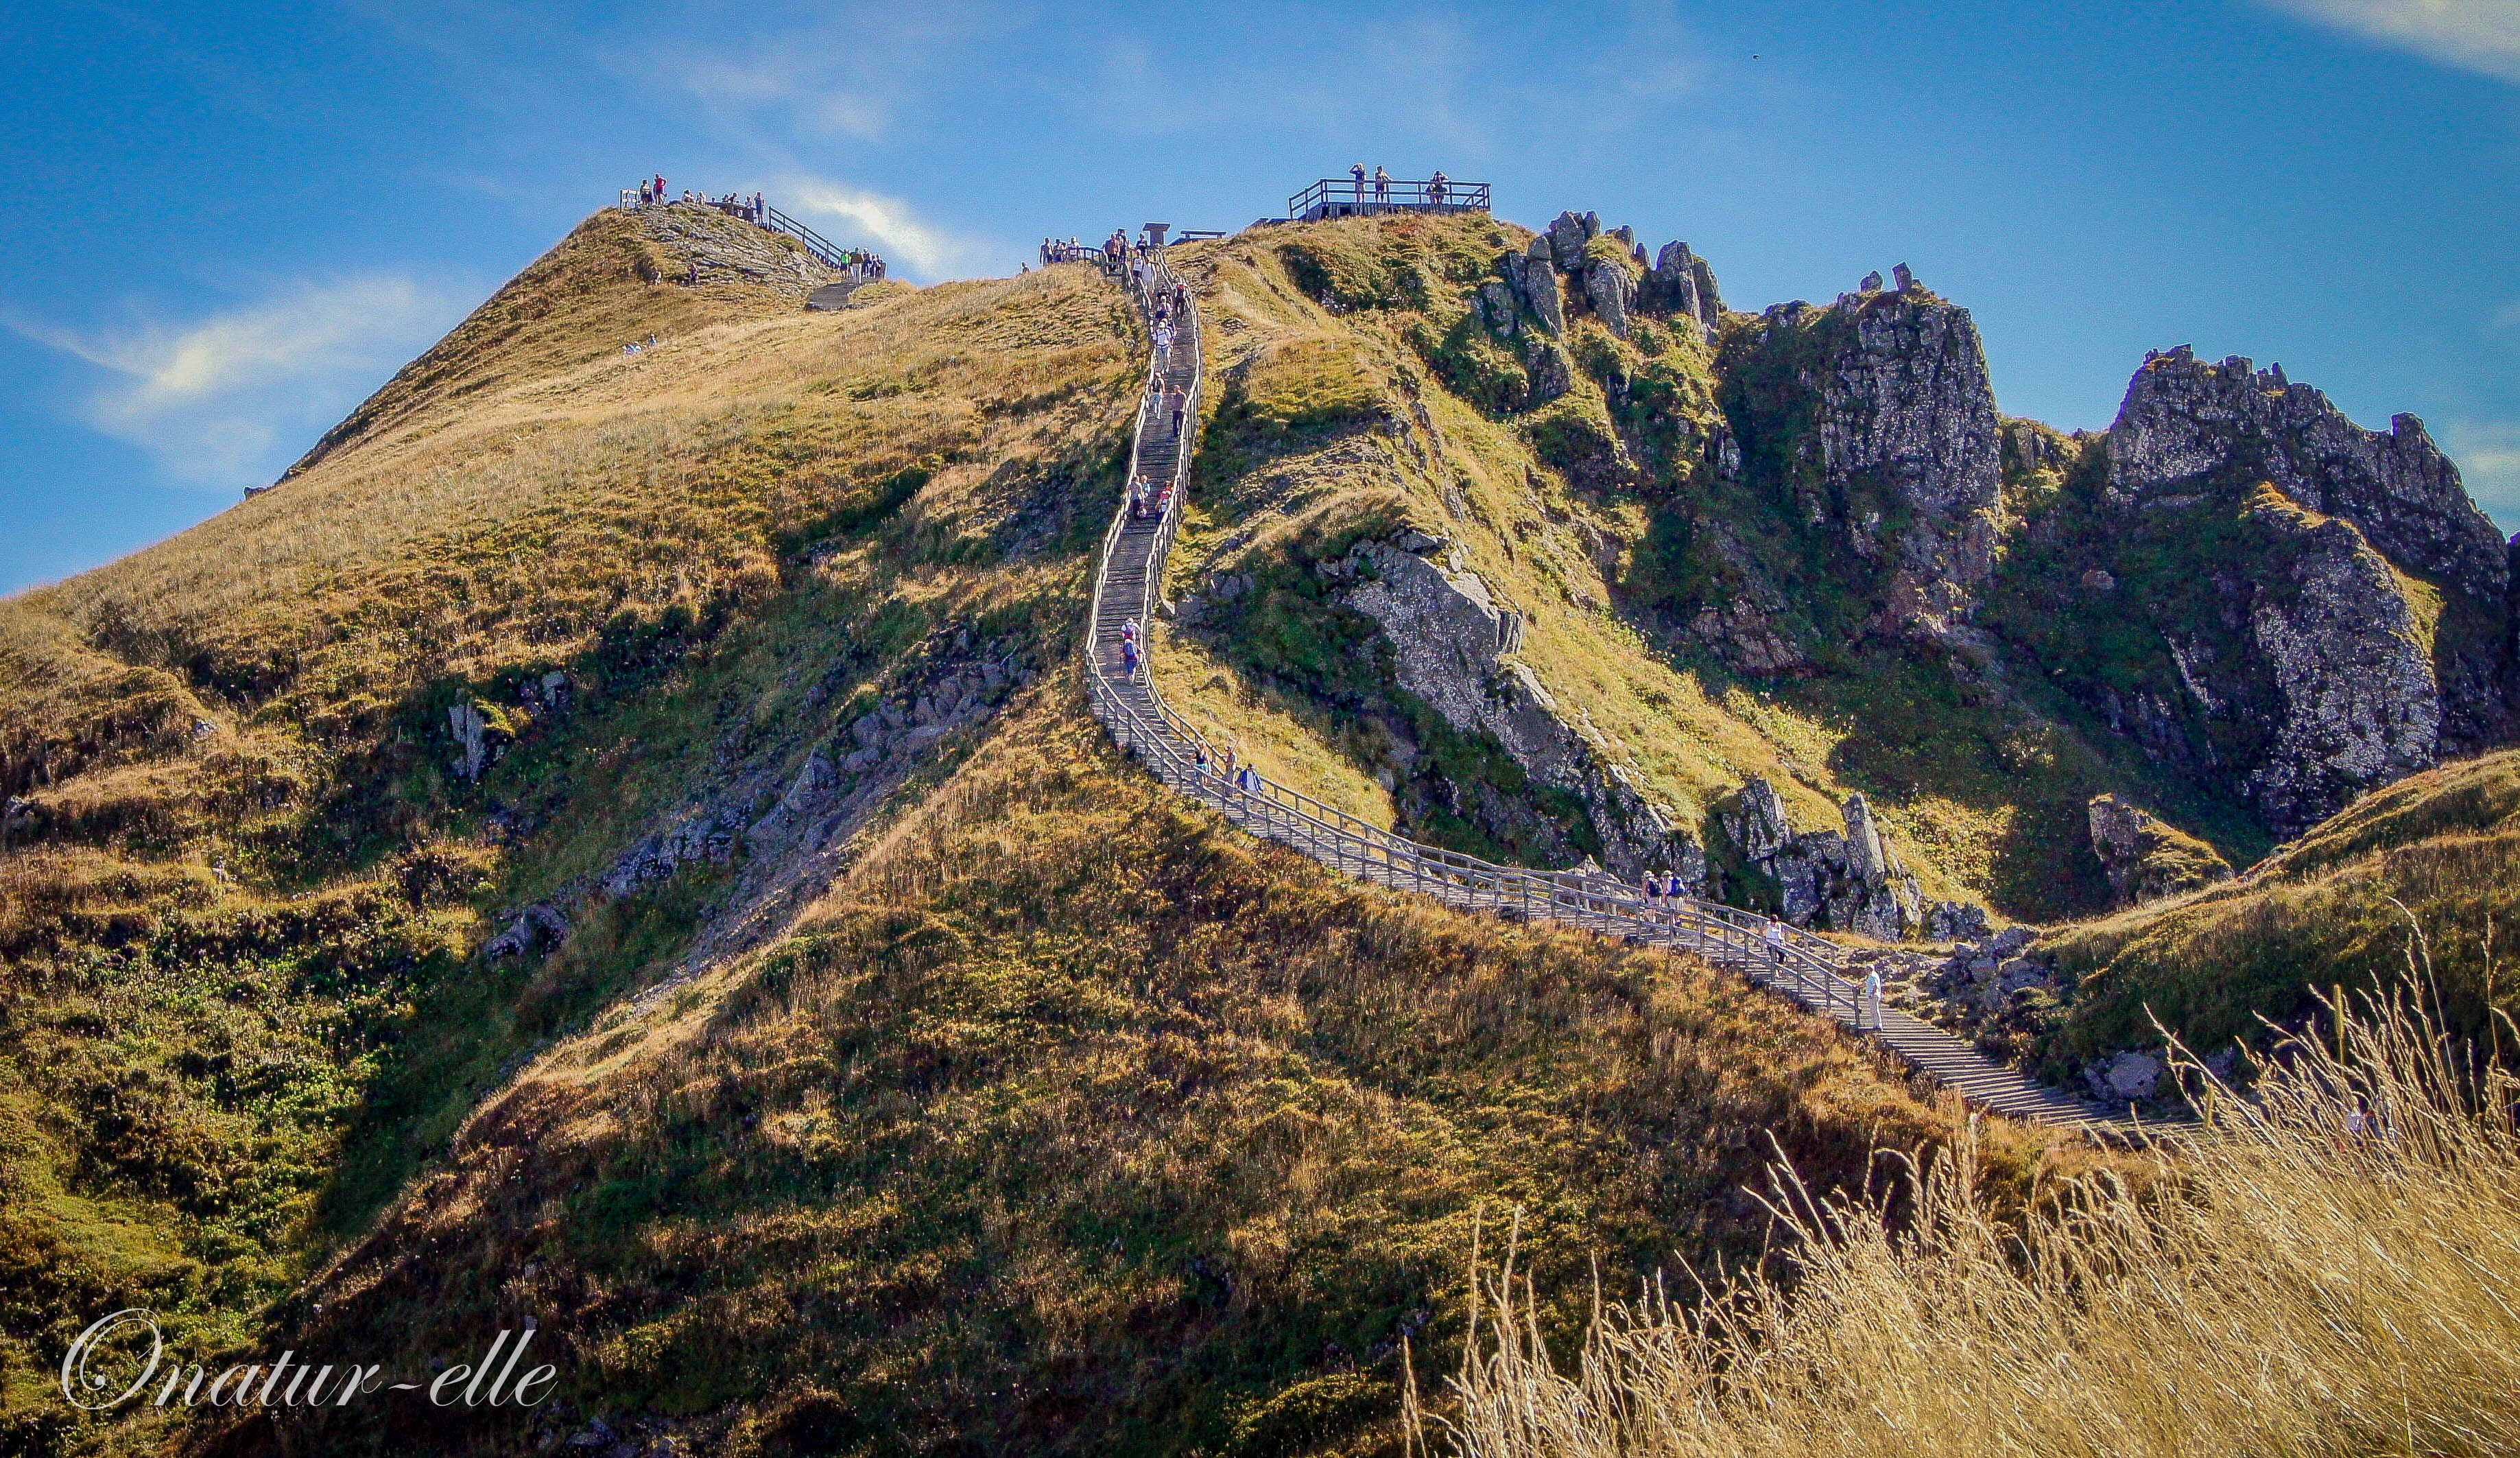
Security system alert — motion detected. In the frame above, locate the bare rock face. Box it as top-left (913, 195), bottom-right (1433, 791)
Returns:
top-left (1583, 255), bottom-right (1638, 338)
top-left (2108, 349), bottom-right (2508, 605)
top-left (1501, 244), bottom-right (1566, 338)
top-left (1815, 292), bottom-right (2002, 523)
top-left (1717, 776), bottom-right (1924, 938)
top-left (1545, 209), bottom-right (1600, 270)
top-left (2106, 347), bottom-right (2512, 752)
top-left (2242, 501), bottom-right (2442, 830)
top-left (2086, 792), bottom-right (2233, 908)
top-left (1717, 286), bottom-right (2004, 644)
top-left (1340, 536), bottom-right (1704, 884)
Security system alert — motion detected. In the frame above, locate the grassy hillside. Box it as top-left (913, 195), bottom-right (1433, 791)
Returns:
top-left (2035, 748), bottom-right (2520, 1072)
top-left (0, 205), bottom-right (1146, 1453)
top-left (235, 693), bottom-right (1982, 1458)
top-left (0, 208), bottom-right (2032, 1458)
top-left (1436, 990), bottom-right (2520, 1458)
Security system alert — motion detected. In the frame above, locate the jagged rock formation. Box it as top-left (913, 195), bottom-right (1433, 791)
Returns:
top-left (2108, 348), bottom-right (2508, 607)
top-left (1497, 210), bottom-right (1726, 348)
top-left (1718, 276), bottom-right (2005, 646)
top-left (1335, 533), bottom-right (1706, 885)
top-left (2242, 494), bottom-right (2444, 827)
top-left (1718, 775), bottom-right (1929, 937)
top-left (2104, 346), bottom-right (2514, 752)
top-left (2087, 792), bottom-right (2233, 908)
top-left (1987, 350), bottom-right (2518, 835)
top-left (1645, 242), bottom-right (1726, 338)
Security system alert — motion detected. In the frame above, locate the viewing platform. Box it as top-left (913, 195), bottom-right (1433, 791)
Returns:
top-left (1287, 176), bottom-right (1490, 222)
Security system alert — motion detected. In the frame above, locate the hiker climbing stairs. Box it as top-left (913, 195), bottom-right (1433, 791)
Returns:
top-left (1080, 248), bottom-right (2139, 1135)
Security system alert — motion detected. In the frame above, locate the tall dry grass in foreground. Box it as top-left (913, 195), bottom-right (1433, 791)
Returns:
top-left (1429, 977), bottom-right (2520, 1458)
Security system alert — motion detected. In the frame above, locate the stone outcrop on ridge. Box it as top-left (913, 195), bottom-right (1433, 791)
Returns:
top-left (1717, 775), bottom-right (1931, 938)
top-left (2086, 792), bottom-right (2233, 908)
top-left (2108, 347), bottom-right (2508, 607)
top-left (2103, 346), bottom-right (2515, 755)
top-left (1333, 532), bottom-right (1707, 887)
top-left (1495, 209), bottom-right (1726, 348)
top-left (1716, 274), bottom-right (2006, 647)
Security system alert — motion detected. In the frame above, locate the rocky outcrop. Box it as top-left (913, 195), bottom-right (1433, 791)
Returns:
top-left (1501, 239), bottom-right (1565, 337)
top-left (1498, 212), bottom-right (1724, 349)
top-left (1584, 255), bottom-right (1638, 338)
top-left (1717, 775), bottom-right (1925, 938)
top-left (1922, 899), bottom-right (1990, 942)
top-left (2242, 499), bottom-right (2442, 830)
top-left (1645, 242), bottom-right (1724, 338)
top-left (2108, 348), bottom-right (2509, 607)
top-left (447, 673), bottom-right (571, 784)
top-left (2086, 793), bottom-right (2233, 908)
top-left (484, 902), bottom-right (570, 959)
top-left (447, 702), bottom-right (508, 783)
top-left (2106, 347), bottom-right (2513, 752)
top-left (1715, 282), bottom-right (2005, 646)
top-left (1337, 534), bottom-right (1704, 884)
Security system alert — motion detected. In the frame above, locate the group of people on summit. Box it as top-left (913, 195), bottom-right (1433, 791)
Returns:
top-left (623, 176), bottom-right (885, 278)
top-left (1345, 163), bottom-right (1452, 207)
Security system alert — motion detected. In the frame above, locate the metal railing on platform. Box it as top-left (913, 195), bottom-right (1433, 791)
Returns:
top-left (1288, 177), bottom-right (1492, 221)
top-left (1079, 252), bottom-right (1861, 1021)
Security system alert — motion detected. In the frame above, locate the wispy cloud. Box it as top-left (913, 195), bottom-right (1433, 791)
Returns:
top-left (778, 178), bottom-right (985, 279)
top-left (659, 54), bottom-right (890, 139)
top-left (4, 276), bottom-right (462, 487)
top-left (2442, 421), bottom-right (2520, 533)
top-left (2257, 1), bottom-right (2520, 84)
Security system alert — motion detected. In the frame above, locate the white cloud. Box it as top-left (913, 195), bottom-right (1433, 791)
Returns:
top-left (2442, 421), bottom-right (2520, 534)
top-left (3, 276), bottom-right (461, 488)
top-left (2257, 0), bottom-right (2520, 84)
top-left (777, 178), bottom-right (984, 279)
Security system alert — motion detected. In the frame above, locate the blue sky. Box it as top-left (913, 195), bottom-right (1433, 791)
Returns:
top-left (3, 0), bottom-right (2515, 594)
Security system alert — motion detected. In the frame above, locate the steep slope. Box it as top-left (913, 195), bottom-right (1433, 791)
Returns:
top-left (255, 700), bottom-right (1958, 1458)
top-left (0, 207), bottom-right (1991, 1458)
top-left (0, 203), bottom-right (1144, 1452)
top-left (2034, 746), bottom-right (2520, 1075)
top-left (1149, 217), bottom-right (2242, 928)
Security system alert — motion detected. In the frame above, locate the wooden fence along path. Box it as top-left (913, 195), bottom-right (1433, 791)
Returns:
top-left (1082, 249), bottom-right (2133, 1133)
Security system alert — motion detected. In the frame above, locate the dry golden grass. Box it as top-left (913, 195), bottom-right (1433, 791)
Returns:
top-left (1429, 973), bottom-right (2520, 1458)
top-left (239, 683), bottom-right (2000, 1457)
top-left (2038, 750), bottom-right (2520, 1064)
